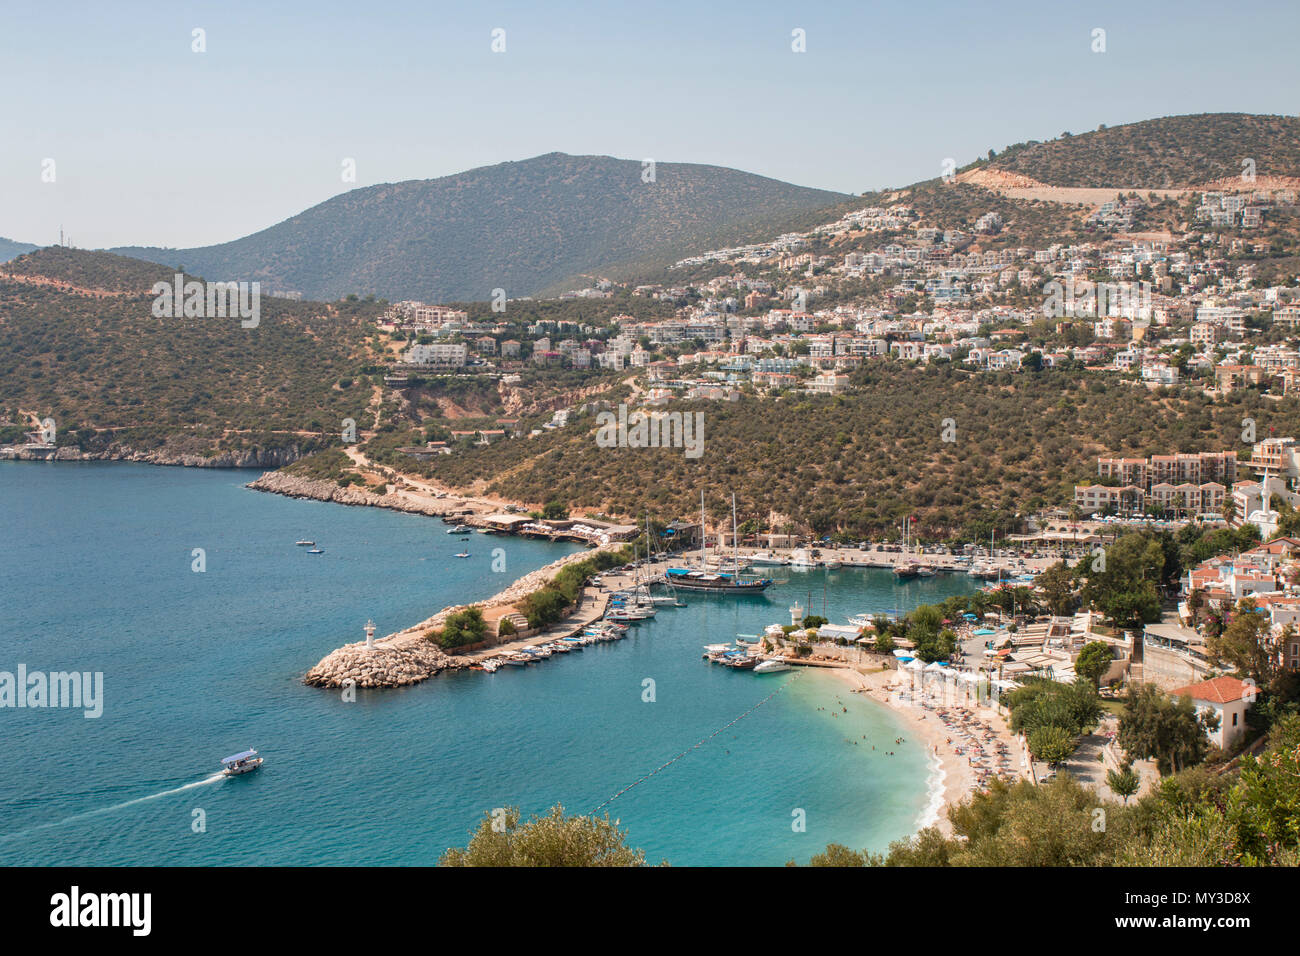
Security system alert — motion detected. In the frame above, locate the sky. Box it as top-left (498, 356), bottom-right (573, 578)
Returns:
top-left (2, 0), bottom-right (1298, 249)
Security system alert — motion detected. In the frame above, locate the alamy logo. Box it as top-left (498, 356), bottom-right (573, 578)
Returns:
top-left (0, 665), bottom-right (103, 718)
top-left (594, 404), bottom-right (704, 459)
top-left (151, 273), bottom-right (260, 328)
top-left (50, 886), bottom-right (150, 936)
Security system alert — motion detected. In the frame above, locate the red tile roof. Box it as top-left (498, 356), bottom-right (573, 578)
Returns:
top-left (1171, 675), bottom-right (1254, 704)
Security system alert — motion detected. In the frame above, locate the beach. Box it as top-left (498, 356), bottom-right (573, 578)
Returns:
top-left (833, 664), bottom-right (1024, 838)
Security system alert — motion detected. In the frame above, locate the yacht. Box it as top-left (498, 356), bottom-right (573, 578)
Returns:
top-left (753, 659), bottom-right (791, 674)
top-left (446, 524), bottom-right (473, 534)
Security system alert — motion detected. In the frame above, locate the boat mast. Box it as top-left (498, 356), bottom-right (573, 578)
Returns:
top-left (732, 492), bottom-right (738, 567)
top-left (700, 489), bottom-right (707, 568)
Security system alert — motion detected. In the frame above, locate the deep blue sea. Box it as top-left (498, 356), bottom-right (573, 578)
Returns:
top-left (0, 461), bottom-right (973, 866)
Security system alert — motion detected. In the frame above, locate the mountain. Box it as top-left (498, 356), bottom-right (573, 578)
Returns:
top-left (0, 237), bottom-right (38, 264)
top-left (979, 113), bottom-right (1300, 189)
top-left (0, 247), bottom-right (384, 462)
top-left (112, 153), bottom-right (852, 302)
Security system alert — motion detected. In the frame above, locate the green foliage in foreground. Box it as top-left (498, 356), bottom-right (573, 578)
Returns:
top-left (797, 715), bottom-right (1300, 867)
top-left (439, 805), bottom-right (653, 867)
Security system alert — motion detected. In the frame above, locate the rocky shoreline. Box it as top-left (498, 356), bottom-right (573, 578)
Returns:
top-left (302, 543), bottom-right (615, 689)
top-left (0, 444), bottom-right (300, 469)
top-left (246, 469), bottom-right (476, 517)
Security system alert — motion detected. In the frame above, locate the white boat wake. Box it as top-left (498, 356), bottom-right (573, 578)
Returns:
top-left (0, 773), bottom-right (226, 842)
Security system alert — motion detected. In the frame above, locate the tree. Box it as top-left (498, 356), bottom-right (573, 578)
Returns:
top-left (1208, 598), bottom-right (1273, 685)
top-left (1074, 640), bottom-right (1114, 688)
top-left (439, 805), bottom-right (649, 866)
top-left (1106, 762), bottom-right (1140, 804)
top-left (1118, 684), bottom-right (1219, 775)
top-left (1028, 725), bottom-right (1078, 765)
top-left (1079, 533), bottom-right (1165, 633)
top-left (1036, 560), bottom-right (1077, 616)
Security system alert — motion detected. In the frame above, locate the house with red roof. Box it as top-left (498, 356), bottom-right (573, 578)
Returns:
top-left (1170, 675), bottom-right (1255, 750)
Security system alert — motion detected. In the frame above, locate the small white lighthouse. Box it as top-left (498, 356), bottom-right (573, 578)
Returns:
top-left (364, 618), bottom-right (376, 650)
top-left (790, 601), bottom-right (803, 627)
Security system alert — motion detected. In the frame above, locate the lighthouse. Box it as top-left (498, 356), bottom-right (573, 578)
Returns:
top-left (790, 601), bottom-right (803, 627)
top-left (364, 619), bottom-right (376, 650)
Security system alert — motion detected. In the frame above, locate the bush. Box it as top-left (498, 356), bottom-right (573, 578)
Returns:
top-left (434, 607), bottom-right (487, 649)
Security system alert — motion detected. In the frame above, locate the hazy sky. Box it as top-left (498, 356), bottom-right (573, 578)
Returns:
top-left (3, 0), bottom-right (1298, 249)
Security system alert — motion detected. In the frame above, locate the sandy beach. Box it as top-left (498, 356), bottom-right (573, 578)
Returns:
top-left (833, 664), bottom-right (1023, 839)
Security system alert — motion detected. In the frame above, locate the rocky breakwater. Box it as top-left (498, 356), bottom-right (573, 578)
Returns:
top-left (303, 545), bottom-right (617, 689)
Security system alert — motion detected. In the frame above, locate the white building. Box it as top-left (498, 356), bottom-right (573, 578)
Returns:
top-left (1170, 676), bottom-right (1254, 751)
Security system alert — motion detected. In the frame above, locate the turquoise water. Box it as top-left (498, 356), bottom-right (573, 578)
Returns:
top-left (0, 461), bottom-right (972, 866)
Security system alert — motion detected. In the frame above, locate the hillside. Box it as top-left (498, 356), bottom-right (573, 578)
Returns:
top-left (0, 248), bottom-right (385, 461)
top-left (112, 153), bottom-right (851, 302)
top-left (0, 237), bottom-right (38, 264)
top-left (358, 364), bottom-right (1300, 541)
top-left (980, 113), bottom-right (1300, 188)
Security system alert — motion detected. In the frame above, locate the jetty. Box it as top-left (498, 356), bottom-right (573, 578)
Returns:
top-left (304, 544), bottom-right (623, 689)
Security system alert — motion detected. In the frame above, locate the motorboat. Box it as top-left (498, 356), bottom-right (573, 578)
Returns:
top-left (295, 540), bottom-right (314, 547)
top-left (220, 749), bottom-right (263, 776)
top-left (454, 551), bottom-right (471, 558)
top-left (446, 524), bottom-right (473, 534)
top-left (754, 659), bottom-right (791, 674)
top-left (306, 547), bottom-right (325, 555)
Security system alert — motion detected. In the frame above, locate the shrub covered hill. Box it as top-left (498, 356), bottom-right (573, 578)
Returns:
top-left (0, 247), bottom-right (385, 463)
top-left (360, 364), bottom-right (1300, 541)
top-left (978, 113), bottom-right (1300, 188)
top-left (111, 152), bottom-right (853, 302)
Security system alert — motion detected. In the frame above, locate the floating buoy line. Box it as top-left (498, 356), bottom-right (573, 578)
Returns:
top-left (591, 671), bottom-right (802, 814)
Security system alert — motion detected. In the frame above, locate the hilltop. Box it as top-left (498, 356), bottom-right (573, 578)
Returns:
top-left (978, 113), bottom-right (1300, 189)
top-left (0, 237), bottom-right (38, 264)
top-left (111, 153), bottom-right (851, 302)
top-left (0, 247), bottom-right (386, 463)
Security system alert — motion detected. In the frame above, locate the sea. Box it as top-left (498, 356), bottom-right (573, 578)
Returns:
top-left (0, 461), bottom-right (973, 866)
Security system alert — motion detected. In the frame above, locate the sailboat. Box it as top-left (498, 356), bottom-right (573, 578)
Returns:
top-left (664, 493), bottom-right (772, 593)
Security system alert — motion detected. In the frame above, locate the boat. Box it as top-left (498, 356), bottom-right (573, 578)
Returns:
top-left (482, 659), bottom-right (501, 673)
top-left (454, 551), bottom-right (471, 558)
top-left (502, 654), bottom-right (532, 667)
top-left (748, 551), bottom-right (788, 566)
top-left (295, 540), bottom-right (314, 547)
top-left (667, 492), bottom-right (774, 593)
top-left (220, 749), bottom-right (263, 776)
top-left (446, 524), bottom-right (473, 534)
top-left (893, 563), bottom-right (918, 580)
top-left (822, 559), bottom-right (842, 570)
top-left (754, 659), bottom-right (791, 674)
top-left (306, 547), bottom-right (325, 555)
top-left (914, 564), bottom-right (936, 578)
top-left (521, 645), bottom-right (552, 658)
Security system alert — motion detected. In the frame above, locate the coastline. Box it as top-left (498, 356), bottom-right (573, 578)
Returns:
top-left (832, 664), bottom-right (1021, 840)
top-left (0, 444), bottom-right (301, 469)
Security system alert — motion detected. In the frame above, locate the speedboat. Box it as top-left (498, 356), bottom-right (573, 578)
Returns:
top-left (482, 659), bottom-right (501, 673)
top-left (306, 547), bottom-right (325, 554)
top-left (754, 659), bottom-right (791, 674)
top-left (447, 524), bottom-right (473, 534)
top-left (220, 749), bottom-right (263, 776)
top-left (454, 551), bottom-right (471, 558)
